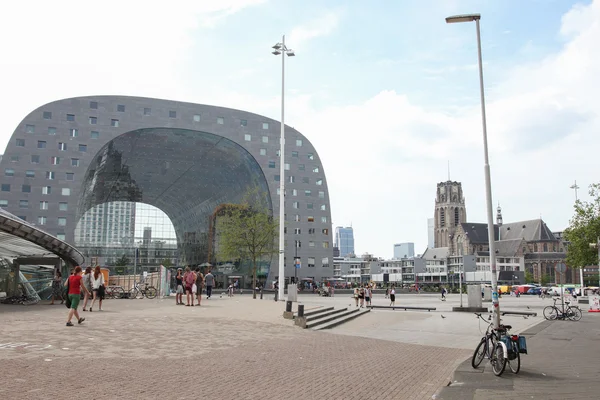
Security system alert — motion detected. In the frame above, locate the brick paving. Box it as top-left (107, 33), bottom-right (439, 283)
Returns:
top-left (0, 298), bottom-right (469, 400)
top-left (435, 314), bottom-right (600, 399)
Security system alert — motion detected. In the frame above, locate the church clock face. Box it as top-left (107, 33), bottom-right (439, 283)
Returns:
top-left (452, 186), bottom-right (458, 193)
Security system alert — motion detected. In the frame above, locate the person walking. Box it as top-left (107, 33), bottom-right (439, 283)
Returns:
top-left (359, 286), bottom-right (365, 308)
top-left (389, 286), bottom-right (396, 307)
top-left (204, 269), bottom-right (215, 299)
top-left (65, 266), bottom-right (89, 326)
top-left (195, 267), bottom-right (204, 306)
top-left (364, 285), bottom-right (371, 307)
top-left (441, 286), bottom-right (447, 301)
top-left (50, 270), bottom-right (64, 305)
top-left (81, 267), bottom-right (93, 311)
top-left (175, 268), bottom-right (184, 305)
top-left (385, 287), bottom-right (390, 299)
top-left (90, 266), bottom-right (105, 311)
top-left (183, 266), bottom-right (196, 306)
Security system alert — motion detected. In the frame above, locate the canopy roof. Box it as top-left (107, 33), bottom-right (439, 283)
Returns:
top-left (0, 208), bottom-right (84, 266)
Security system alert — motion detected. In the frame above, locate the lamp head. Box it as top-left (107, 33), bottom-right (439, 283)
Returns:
top-left (445, 13), bottom-right (481, 23)
top-left (272, 50), bottom-right (282, 56)
top-left (286, 50), bottom-right (295, 57)
top-left (272, 43), bottom-right (282, 50)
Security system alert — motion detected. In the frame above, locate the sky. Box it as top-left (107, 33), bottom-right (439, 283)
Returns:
top-left (0, 0), bottom-right (598, 259)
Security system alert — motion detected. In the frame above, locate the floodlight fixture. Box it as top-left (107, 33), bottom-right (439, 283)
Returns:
top-left (445, 13), bottom-right (481, 24)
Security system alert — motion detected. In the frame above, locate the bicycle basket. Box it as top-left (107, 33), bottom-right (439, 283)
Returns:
top-left (517, 336), bottom-right (528, 354)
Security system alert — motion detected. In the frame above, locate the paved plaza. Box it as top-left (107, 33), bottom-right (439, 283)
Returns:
top-left (1, 291), bottom-right (590, 399)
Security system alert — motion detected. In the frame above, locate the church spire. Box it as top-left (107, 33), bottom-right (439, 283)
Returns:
top-left (496, 203), bottom-right (503, 226)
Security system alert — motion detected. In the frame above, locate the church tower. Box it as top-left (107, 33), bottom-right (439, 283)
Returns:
top-left (434, 181), bottom-right (467, 248)
top-left (496, 203), bottom-right (503, 226)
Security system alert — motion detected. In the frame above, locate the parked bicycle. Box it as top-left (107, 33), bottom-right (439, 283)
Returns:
top-left (0, 294), bottom-right (39, 305)
top-left (128, 281), bottom-right (157, 299)
top-left (104, 285), bottom-right (126, 299)
top-left (472, 313), bottom-right (526, 376)
top-left (543, 297), bottom-right (582, 321)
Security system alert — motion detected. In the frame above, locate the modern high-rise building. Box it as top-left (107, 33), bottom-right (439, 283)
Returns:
top-left (427, 218), bottom-right (435, 249)
top-left (0, 95), bottom-right (333, 282)
top-left (393, 242), bottom-right (415, 259)
top-left (74, 201), bottom-right (135, 247)
top-left (335, 226), bottom-right (355, 257)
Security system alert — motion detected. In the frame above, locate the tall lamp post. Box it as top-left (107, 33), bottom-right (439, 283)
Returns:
top-left (272, 35), bottom-right (295, 301)
top-left (446, 13), bottom-right (501, 328)
top-left (590, 238), bottom-right (600, 288)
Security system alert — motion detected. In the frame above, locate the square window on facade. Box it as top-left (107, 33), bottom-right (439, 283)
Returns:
top-left (26, 170), bottom-right (35, 178)
top-left (313, 167), bottom-right (320, 173)
top-left (25, 124), bottom-right (35, 133)
top-left (51, 156), bottom-right (60, 165)
top-left (245, 134), bottom-right (251, 141)
top-left (259, 149), bottom-right (266, 156)
top-left (1, 184), bottom-right (10, 192)
top-left (276, 150), bottom-right (280, 157)
top-left (22, 185), bottom-right (31, 194)
top-left (169, 111), bottom-right (177, 118)
top-left (31, 155), bottom-right (40, 163)
top-left (117, 104), bottom-right (125, 112)
top-left (268, 161), bottom-right (276, 168)
top-left (285, 163), bottom-right (290, 170)
top-left (79, 144), bottom-right (87, 152)
top-left (307, 216), bottom-right (314, 222)
top-left (217, 117), bottom-right (224, 124)
top-left (90, 101), bottom-right (98, 109)
top-left (298, 164), bottom-right (305, 171)
top-left (294, 228), bottom-right (301, 234)
top-left (38, 216), bottom-right (46, 225)
top-left (308, 228), bottom-right (315, 234)
top-left (89, 116), bottom-right (97, 125)
top-left (321, 217), bottom-right (327, 223)
top-left (292, 189), bottom-right (297, 196)
top-left (58, 217), bottom-right (67, 226)
top-left (71, 158), bottom-right (80, 167)
top-left (302, 177), bottom-right (309, 184)
top-left (240, 119), bottom-right (247, 126)
top-left (61, 188), bottom-right (70, 196)
top-left (322, 228), bottom-right (329, 235)
top-left (70, 129), bottom-right (78, 137)
top-left (10, 155), bottom-right (19, 162)
top-left (111, 119), bottom-right (119, 127)
top-left (292, 151), bottom-right (298, 158)
top-left (40, 201), bottom-right (48, 210)
top-left (262, 122), bottom-right (269, 130)
top-left (43, 111), bottom-right (52, 119)
top-left (67, 114), bottom-right (75, 121)
top-left (262, 136), bottom-right (268, 143)
top-left (308, 257), bottom-right (315, 268)
top-left (309, 241), bottom-right (315, 247)
top-left (46, 171), bottom-right (55, 180)
top-left (320, 204), bottom-right (326, 211)
top-left (48, 127), bottom-right (56, 135)
top-left (293, 202), bottom-right (299, 209)
top-left (274, 175), bottom-right (280, 182)
top-left (16, 139), bottom-right (25, 147)
top-left (305, 190), bottom-right (311, 196)
top-left (193, 114), bottom-right (201, 122)
top-left (0, 200), bottom-right (7, 207)
top-left (322, 241), bottom-right (329, 248)
top-left (91, 131), bottom-right (99, 139)
top-left (307, 203), bottom-right (314, 209)
top-left (59, 202), bottom-right (68, 211)
top-left (37, 141), bottom-right (46, 149)
top-left (289, 176), bottom-right (295, 183)
top-left (308, 153), bottom-right (314, 160)
top-left (296, 139), bottom-right (303, 146)
top-left (143, 107), bottom-right (151, 115)
top-left (318, 191), bottom-right (325, 199)
top-left (58, 142), bottom-right (66, 151)
top-left (57, 233), bottom-right (65, 240)
top-left (294, 215), bottom-right (300, 222)
top-left (316, 179), bottom-right (323, 185)
top-left (66, 173), bottom-right (74, 181)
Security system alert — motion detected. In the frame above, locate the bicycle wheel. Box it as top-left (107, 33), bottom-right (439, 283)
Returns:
top-left (111, 286), bottom-right (125, 299)
top-left (129, 288), bottom-right (139, 299)
top-left (491, 342), bottom-right (507, 376)
top-left (471, 338), bottom-right (488, 368)
top-left (543, 305), bottom-right (558, 320)
top-left (568, 306), bottom-right (582, 321)
top-left (507, 343), bottom-right (520, 374)
top-left (144, 286), bottom-right (157, 299)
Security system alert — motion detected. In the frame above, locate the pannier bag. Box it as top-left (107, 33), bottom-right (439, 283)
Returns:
top-left (517, 335), bottom-right (528, 354)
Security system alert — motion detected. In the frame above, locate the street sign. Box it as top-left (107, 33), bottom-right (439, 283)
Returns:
top-left (555, 263), bottom-right (566, 274)
top-left (295, 261), bottom-right (301, 269)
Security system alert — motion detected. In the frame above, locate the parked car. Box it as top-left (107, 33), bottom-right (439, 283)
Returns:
top-left (526, 287), bottom-right (542, 295)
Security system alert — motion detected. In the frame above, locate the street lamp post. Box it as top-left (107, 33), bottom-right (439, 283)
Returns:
top-left (272, 35), bottom-right (295, 301)
top-left (446, 13), bottom-right (501, 328)
top-left (591, 238), bottom-right (600, 289)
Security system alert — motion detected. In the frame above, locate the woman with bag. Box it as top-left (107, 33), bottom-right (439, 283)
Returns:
top-left (81, 267), bottom-right (93, 311)
top-left (64, 266), bottom-right (89, 326)
top-left (90, 266), bottom-right (105, 311)
top-left (50, 270), bottom-right (64, 305)
top-left (195, 267), bottom-right (204, 306)
top-left (183, 266), bottom-right (196, 306)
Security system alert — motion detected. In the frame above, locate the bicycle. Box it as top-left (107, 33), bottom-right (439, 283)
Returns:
top-left (543, 297), bottom-right (582, 321)
top-left (471, 313), bottom-right (521, 376)
top-left (128, 282), bottom-right (157, 299)
top-left (104, 285), bottom-right (125, 299)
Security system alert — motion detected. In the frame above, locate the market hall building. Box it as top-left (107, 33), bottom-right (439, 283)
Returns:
top-left (0, 96), bottom-right (334, 285)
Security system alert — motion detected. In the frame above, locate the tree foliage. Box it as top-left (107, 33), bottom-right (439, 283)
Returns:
top-left (564, 183), bottom-right (600, 268)
top-left (215, 188), bottom-right (278, 298)
top-left (115, 254), bottom-right (130, 266)
top-left (524, 270), bottom-right (534, 284)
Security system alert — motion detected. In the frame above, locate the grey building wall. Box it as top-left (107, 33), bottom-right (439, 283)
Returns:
top-left (394, 242), bottom-right (415, 259)
top-left (0, 96), bottom-right (333, 281)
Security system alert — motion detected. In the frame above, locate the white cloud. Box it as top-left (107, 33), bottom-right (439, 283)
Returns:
top-left (288, 10), bottom-right (342, 48)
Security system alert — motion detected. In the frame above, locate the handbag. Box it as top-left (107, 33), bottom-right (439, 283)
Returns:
top-left (64, 279), bottom-right (71, 308)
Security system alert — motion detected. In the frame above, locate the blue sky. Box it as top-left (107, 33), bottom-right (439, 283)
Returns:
top-left (0, 0), bottom-right (598, 258)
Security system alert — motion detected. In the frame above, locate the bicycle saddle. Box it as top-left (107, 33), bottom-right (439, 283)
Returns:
top-left (498, 324), bottom-right (512, 330)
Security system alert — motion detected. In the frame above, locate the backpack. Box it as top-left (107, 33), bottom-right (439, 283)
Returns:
top-left (185, 272), bottom-right (195, 286)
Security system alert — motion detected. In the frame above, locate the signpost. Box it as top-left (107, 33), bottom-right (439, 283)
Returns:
top-left (589, 295), bottom-right (600, 313)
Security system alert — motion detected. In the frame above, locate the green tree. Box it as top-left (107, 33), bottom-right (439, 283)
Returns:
top-left (540, 274), bottom-right (551, 286)
top-left (564, 183), bottom-right (600, 269)
top-left (524, 270), bottom-right (534, 284)
top-left (161, 258), bottom-right (173, 267)
top-left (115, 254), bottom-right (130, 267)
top-left (216, 188), bottom-right (279, 299)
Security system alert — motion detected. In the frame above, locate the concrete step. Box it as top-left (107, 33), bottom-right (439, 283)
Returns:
top-left (313, 308), bottom-right (370, 331)
top-left (296, 306), bottom-right (334, 318)
top-left (305, 307), bottom-right (345, 322)
top-left (305, 308), bottom-right (357, 329)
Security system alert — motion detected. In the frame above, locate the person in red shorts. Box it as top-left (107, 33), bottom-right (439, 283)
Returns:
top-left (65, 266), bottom-right (90, 326)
